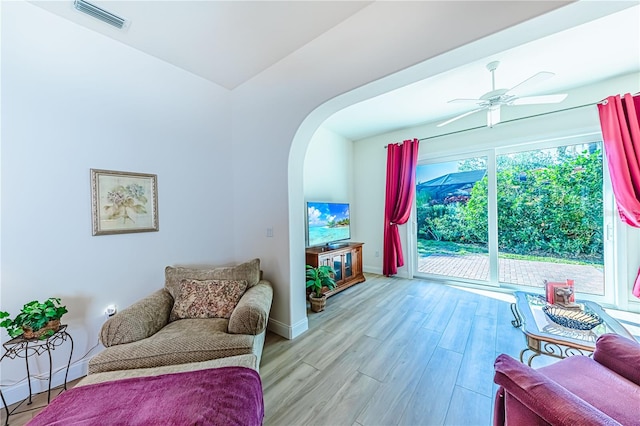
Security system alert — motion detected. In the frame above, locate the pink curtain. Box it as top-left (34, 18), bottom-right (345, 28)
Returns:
top-left (383, 138), bottom-right (419, 276)
top-left (597, 93), bottom-right (640, 297)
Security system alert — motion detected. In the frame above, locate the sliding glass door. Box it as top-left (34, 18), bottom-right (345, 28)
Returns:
top-left (413, 138), bottom-right (612, 300)
top-left (415, 156), bottom-right (490, 283)
top-left (496, 142), bottom-right (605, 296)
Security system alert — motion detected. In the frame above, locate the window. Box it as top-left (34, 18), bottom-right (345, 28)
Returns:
top-left (414, 138), bottom-right (612, 301)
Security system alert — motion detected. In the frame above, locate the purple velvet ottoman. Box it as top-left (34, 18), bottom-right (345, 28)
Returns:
top-left (27, 366), bottom-right (264, 426)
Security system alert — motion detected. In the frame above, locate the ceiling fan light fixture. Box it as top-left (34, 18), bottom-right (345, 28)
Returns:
top-left (438, 61), bottom-right (567, 129)
top-left (487, 106), bottom-right (501, 127)
top-left (73, 0), bottom-right (128, 29)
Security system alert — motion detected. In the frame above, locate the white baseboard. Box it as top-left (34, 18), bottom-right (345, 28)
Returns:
top-left (2, 359), bottom-right (89, 406)
top-left (363, 265), bottom-right (383, 275)
top-left (268, 317), bottom-right (308, 340)
top-left (289, 317), bottom-right (309, 339)
top-left (398, 270), bottom-right (412, 279)
top-left (364, 266), bottom-right (413, 279)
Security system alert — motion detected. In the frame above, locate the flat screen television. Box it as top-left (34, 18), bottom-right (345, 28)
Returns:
top-left (306, 202), bottom-right (351, 248)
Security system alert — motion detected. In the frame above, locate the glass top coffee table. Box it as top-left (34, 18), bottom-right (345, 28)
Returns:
top-left (511, 291), bottom-right (636, 365)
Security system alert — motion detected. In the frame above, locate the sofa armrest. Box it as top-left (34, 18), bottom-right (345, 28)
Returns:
top-left (100, 289), bottom-right (173, 347)
top-left (593, 333), bottom-right (640, 386)
top-left (493, 354), bottom-right (621, 426)
top-left (228, 280), bottom-right (273, 335)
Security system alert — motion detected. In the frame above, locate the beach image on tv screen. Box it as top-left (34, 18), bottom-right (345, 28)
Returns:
top-left (307, 202), bottom-right (350, 246)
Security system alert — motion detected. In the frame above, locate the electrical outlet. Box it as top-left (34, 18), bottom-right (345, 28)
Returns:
top-left (105, 304), bottom-right (117, 317)
top-left (266, 227), bottom-right (274, 237)
top-left (375, 250), bottom-right (380, 257)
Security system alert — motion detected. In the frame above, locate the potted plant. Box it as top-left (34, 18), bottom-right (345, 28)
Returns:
top-left (306, 265), bottom-right (337, 312)
top-left (0, 298), bottom-right (68, 340)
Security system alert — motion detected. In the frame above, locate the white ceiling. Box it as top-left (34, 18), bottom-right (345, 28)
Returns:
top-left (324, 4), bottom-right (640, 140)
top-left (31, 1), bottom-right (640, 141)
top-left (31, 0), bottom-right (372, 90)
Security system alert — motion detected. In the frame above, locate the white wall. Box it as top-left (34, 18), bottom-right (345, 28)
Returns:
top-left (1, 2), bottom-right (233, 402)
top-left (0, 0), bottom-right (623, 403)
top-left (352, 72), bottom-right (640, 310)
top-left (232, 0), bottom-right (576, 339)
top-left (303, 127), bottom-right (353, 204)
top-left (352, 134), bottom-right (391, 275)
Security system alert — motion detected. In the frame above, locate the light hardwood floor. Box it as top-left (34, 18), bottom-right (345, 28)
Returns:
top-left (1, 378), bottom-right (83, 425)
top-left (260, 273), bottom-right (536, 426)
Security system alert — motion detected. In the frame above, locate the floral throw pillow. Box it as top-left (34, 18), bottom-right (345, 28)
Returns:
top-left (170, 279), bottom-right (248, 321)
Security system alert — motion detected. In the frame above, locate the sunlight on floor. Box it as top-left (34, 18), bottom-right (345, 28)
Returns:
top-left (451, 284), bottom-right (640, 338)
top-left (451, 285), bottom-right (516, 303)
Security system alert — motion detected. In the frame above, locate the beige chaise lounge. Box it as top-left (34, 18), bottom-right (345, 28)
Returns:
top-left (88, 259), bottom-right (273, 374)
top-left (30, 354), bottom-right (265, 425)
top-left (81, 354), bottom-right (258, 386)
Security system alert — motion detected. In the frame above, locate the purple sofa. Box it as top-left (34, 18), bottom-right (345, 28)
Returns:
top-left (493, 333), bottom-right (640, 426)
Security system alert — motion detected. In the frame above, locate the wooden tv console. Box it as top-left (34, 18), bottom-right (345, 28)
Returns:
top-left (305, 242), bottom-right (365, 297)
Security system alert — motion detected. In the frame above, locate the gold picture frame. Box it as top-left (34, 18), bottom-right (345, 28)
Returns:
top-left (90, 169), bottom-right (159, 236)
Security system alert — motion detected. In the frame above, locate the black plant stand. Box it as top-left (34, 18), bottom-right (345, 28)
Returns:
top-left (0, 325), bottom-right (73, 425)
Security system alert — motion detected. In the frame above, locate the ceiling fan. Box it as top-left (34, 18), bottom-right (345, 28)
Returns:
top-left (437, 61), bottom-right (568, 128)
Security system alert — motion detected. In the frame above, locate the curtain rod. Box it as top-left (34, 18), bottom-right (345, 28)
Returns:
top-left (418, 102), bottom-right (599, 143)
top-left (411, 93), bottom-right (640, 144)
top-left (386, 93), bottom-right (640, 146)
top-left (384, 101), bottom-right (599, 147)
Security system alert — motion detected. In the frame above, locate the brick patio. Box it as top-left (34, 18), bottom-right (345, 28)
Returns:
top-left (417, 253), bottom-right (604, 295)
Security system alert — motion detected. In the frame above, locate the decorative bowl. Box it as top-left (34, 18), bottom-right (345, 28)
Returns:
top-left (542, 305), bottom-right (603, 330)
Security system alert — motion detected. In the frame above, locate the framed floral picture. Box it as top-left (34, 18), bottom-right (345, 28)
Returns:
top-left (90, 169), bottom-right (159, 236)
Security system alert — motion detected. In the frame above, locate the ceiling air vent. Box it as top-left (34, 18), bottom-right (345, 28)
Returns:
top-left (73, 0), bottom-right (127, 29)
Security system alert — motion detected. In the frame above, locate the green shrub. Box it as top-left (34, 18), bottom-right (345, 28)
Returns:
top-left (416, 148), bottom-right (603, 261)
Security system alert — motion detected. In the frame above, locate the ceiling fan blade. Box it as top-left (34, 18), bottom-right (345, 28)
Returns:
top-left (448, 98), bottom-right (484, 104)
top-left (437, 107), bottom-right (485, 127)
top-left (506, 71), bottom-right (554, 96)
top-left (511, 94), bottom-right (568, 105)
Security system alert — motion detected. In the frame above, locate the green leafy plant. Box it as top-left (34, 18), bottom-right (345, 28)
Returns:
top-left (417, 147), bottom-right (603, 263)
top-left (0, 298), bottom-right (68, 339)
top-left (305, 265), bottom-right (337, 298)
